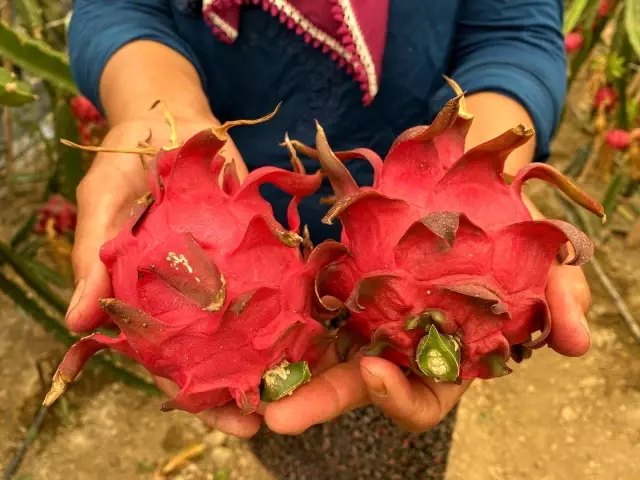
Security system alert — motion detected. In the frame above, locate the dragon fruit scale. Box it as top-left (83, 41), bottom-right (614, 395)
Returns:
top-left (43, 109), bottom-right (342, 413)
top-left (294, 79), bottom-right (605, 382)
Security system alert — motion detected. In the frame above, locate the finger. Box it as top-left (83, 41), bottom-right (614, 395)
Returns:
top-left (155, 377), bottom-right (262, 439)
top-left (263, 357), bottom-right (368, 435)
top-left (67, 167), bottom-right (142, 332)
top-left (65, 264), bottom-right (112, 332)
top-left (546, 263), bottom-right (592, 357)
top-left (360, 356), bottom-right (470, 433)
top-left (197, 405), bottom-right (263, 439)
top-left (310, 332), bottom-right (367, 376)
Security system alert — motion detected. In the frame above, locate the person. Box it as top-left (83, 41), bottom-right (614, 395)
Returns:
top-left (64, 1), bottom-right (592, 478)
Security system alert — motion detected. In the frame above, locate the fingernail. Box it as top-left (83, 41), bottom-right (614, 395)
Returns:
top-left (66, 280), bottom-right (85, 319)
top-left (579, 313), bottom-right (591, 341)
top-left (361, 365), bottom-right (387, 398)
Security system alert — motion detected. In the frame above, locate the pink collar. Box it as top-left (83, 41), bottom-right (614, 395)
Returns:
top-left (203, 0), bottom-right (389, 105)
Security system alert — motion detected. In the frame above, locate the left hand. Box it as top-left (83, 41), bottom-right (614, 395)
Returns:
top-left (260, 196), bottom-right (592, 436)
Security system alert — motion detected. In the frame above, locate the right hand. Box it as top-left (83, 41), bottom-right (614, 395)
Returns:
top-left (65, 114), bottom-right (262, 438)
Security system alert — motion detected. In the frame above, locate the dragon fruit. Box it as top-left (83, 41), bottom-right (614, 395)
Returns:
top-left (34, 194), bottom-right (77, 235)
top-left (43, 111), bottom-right (340, 413)
top-left (293, 80), bottom-right (605, 381)
top-left (564, 31), bottom-right (583, 54)
top-left (70, 96), bottom-right (107, 146)
top-left (605, 129), bottom-right (631, 150)
top-left (594, 85), bottom-right (617, 110)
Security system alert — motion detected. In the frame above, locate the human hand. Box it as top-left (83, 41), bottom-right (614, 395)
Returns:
top-left (63, 112), bottom-right (262, 437)
top-left (260, 197), bottom-right (592, 436)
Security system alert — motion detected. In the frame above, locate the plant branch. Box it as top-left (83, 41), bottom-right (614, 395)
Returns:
top-left (1, 1), bottom-right (14, 184)
top-left (3, 405), bottom-right (49, 480)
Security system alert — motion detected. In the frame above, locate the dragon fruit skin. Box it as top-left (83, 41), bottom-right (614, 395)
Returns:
top-left (70, 96), bottom-right (105, 125)
top-left (301, 85), bottom-right (605, 381)
top-left (44, 115), bottom-right (342, 413)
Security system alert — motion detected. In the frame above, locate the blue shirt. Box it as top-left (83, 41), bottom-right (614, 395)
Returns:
top-left (68, 0), bottom-right (567, 242)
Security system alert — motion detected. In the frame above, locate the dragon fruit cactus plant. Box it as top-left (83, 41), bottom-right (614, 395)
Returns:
top-left (293, 79), bottom-right (605, 382)
top-left (43, 109), bottom-right (342, 413)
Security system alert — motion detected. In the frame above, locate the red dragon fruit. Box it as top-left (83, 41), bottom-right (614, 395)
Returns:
top-left (598, 0), bottom-right (612, 17)
top-left (34, 194), bottom-right (77, 235)
top-left (594, 85), bottom-right (617, 110)
top-left (293, 80), bottom-right (605, 381)
top-left (70, 96), bottom-right (104, 124)
top-left (70, 96), bottom-right (107, 146)
top-left (43, 111), bottom-right (341, 413)
top-left (564, 31), bottom-right (583, 54)
top-left (605, 128), bottom-right (631, 150)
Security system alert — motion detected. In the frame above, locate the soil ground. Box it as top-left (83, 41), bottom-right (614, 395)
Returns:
top-left (1, 119), bottom-right (639, 480)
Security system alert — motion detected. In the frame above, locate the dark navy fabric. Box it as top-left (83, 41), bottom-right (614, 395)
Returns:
top-left (68, 0), bottom-right (567, 242)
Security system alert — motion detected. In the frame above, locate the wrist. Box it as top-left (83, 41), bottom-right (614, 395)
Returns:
top-left (99, 41), bottom-right (216, 127)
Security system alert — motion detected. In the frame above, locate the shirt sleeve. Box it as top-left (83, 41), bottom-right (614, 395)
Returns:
top-left (67, 0), bottom-right (205, 113)
top-left (430, 0), bottom-right (567, 162)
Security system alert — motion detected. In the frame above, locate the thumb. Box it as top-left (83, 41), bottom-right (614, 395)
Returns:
top-left (360, 356), bottom-right (469, 433)
top-left (66, 180), bottom-right (132, 332)
top-left (65, 262), bottom-right (111, 332)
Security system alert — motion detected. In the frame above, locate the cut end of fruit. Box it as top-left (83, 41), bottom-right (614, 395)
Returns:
top-left (42, 371), bottom-right (69, 407)
top-left (260, 360), bottom-right (311, 402)
top-left (416, 325), bottom-right (461, 382)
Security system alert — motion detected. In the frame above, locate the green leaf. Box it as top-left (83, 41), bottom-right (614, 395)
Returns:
top-left (568, 0), bottom-right (606, 88)
top-left (0, 66), bottom-right (37, 106)
top-left (564, 0), bottom-right (590, 34)
top-left (626, 0), bottom-right (640, 58)
top-left (214, 469), bottom-right (231, 480)
top-left (602, 173), bottom-right (624, 218)
top-left (581, 0), bottom-right (603, 50)
top-left (0, 241), bottom-right (68, 315)
top-left (11, 214), bottom-right (37, 249)
top-left (0, 21), bottom-right (77, 93)
top-left (24, 258), bottom-right (71, 288)
top-left (606, 53), bottom-right (627, 81)
top-left (15, 0), bottom-right (44, 34)
top-left (53, 98), bottom-right (85, 202)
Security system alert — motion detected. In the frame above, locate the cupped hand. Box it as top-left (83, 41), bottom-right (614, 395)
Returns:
top-left (261, 196), bottom-right (593, 436)
top-left (64, 113), bottom-right (261, 438)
